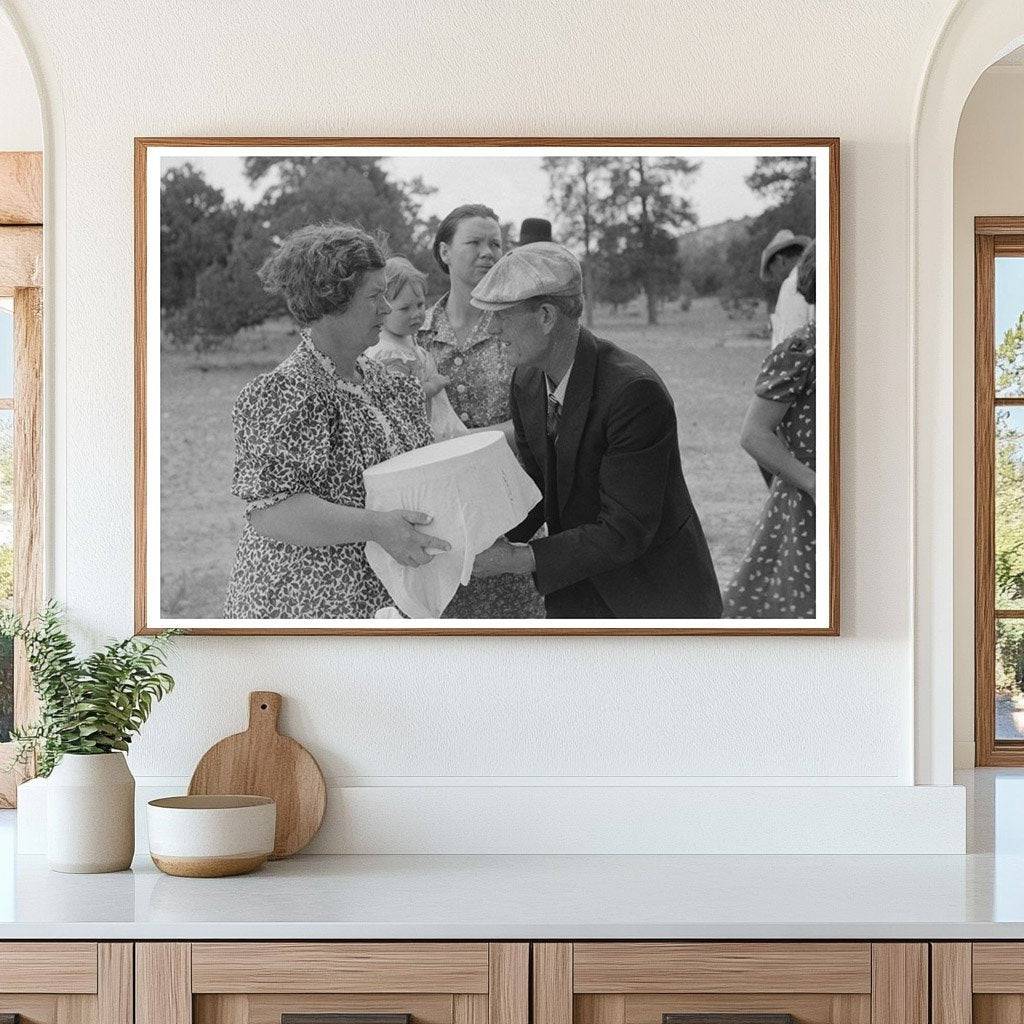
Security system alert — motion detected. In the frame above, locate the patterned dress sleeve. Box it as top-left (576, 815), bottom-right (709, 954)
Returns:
top-left (755, 325), bottom-right (815, 404)
top-left (230, 372), bottom-right (332, 514)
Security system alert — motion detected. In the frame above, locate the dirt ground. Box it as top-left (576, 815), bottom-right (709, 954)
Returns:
top-left (158, 296), bottom-right (771, 619)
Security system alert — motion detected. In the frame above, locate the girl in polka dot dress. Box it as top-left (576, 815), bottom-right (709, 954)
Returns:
top-left (723, 242), bottom-right (818, 620)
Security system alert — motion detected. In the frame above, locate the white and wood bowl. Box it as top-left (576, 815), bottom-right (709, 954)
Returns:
top-left (147, 795), bottom-right (276, 877)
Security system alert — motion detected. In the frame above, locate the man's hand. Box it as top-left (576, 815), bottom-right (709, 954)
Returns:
top-left (472, 538), bottom-right (535, 578)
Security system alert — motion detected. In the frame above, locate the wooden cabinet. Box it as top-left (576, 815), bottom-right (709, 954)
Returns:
top-left (136, 943), bottom-right (528, 1024)
top-left (931, 943), bottom-right (1024, 1024)
top-left (533, 943), bottom-right (928, 1024)
top-left (0, 942), bottom-right (132, 1024)
top-left (0, 938), bottom-right (946, 1024)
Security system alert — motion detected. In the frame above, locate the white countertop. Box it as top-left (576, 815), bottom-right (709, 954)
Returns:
top-left (1, 848), bottom-right (1023, 940)
top-left (0, 769), bottom-right (1021, 941)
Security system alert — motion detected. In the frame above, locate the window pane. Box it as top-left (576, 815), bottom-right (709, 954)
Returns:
top-left (0, 301), bottom-right (12, 399)
top-left (998, 620), bottom-right (1024, 740)
top-left (0, 410), bottom-right (12, 742)
top-left (997, 407), bottom-right (1024, 609)
top-left (997, 257), bottom-right (1024, 396)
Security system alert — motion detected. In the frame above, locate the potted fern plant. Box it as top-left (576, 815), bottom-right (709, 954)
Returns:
top-left (2, 603), bottom-right (178, 873)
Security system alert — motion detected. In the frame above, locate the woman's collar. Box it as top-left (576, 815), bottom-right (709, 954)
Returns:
top-left (300, 330), bottom-right (365, 385)
top-left (420, 294), bottom-right (495, 351)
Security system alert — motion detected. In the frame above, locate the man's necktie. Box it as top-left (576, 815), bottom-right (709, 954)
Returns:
top-left (546, 395), bottom-right (561, 439)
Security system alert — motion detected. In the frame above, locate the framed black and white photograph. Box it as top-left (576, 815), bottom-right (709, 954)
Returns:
top-left (135, 137), bottom-right (839, 635)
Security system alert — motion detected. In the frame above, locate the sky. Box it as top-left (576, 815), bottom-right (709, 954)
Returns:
top-left (161, 152), bottom-right (772, 231)
top-left (0, 303), bottom-right (13, 397)
top-left (996, 256), bottom-right (1024, 340)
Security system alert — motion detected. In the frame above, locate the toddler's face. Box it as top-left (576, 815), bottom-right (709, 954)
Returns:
top-left (384, 283), bottom-right (426, 337)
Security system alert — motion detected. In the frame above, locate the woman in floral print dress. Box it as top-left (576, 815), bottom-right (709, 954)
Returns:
top-left (723, 242), bottom-right (818, 620)
top-left (224, 224), bottom-right (446, 620)
top-left (419, 204), bottom-right (545, 618)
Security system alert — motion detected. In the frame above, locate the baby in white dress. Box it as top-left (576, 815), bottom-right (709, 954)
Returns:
top-left (365, 257), bottom-right (468, 441)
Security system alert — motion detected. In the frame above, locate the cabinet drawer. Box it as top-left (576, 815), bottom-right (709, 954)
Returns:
top-left (191, 943), bottom-right (490, 993)
top-left (0, 942), bottom-right (98, 993)
top-left (139, 942), bottom-right (528, 1024)
top-left (973, 943), bottom-right (1024, 992)
top-left (0, 943), bottom-right (130, 1024)
top-left (572, 943), bottom-right (872, 994)
top-left (935, 942), bottom-right (1024, 1024)
top-left (534, 943), bottom-right (925, 1024)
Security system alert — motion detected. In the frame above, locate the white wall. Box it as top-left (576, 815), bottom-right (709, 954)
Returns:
top-left (0, 8), bottom-right (40, 151)
top-left (0, 0), bottom-right (975, 851)
top-left (952, 65), bottom-right (1024, 768)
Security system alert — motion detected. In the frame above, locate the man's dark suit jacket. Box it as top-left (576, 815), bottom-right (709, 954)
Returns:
top-left (507, 328), bottom-right (723, 619)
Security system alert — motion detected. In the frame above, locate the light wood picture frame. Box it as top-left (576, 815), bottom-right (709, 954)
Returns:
top-left (136, 137), bottom-right (839, 636)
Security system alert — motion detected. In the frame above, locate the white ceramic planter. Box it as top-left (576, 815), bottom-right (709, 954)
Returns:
top-left (46, 752), bottom-right (135, 873)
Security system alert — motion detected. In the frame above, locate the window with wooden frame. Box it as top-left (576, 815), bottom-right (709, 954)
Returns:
top-left (0, 151), bottom-right (43, 806)
top-left (975, 217), bottom-right (1024, 765)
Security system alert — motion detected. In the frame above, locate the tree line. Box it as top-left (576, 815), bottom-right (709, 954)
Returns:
top-left (543, 155), bottom-right (814, 325)
top-left (161, 157), bottom-right (445, 347)
top-left (160, 154), bottom-right (815, 345)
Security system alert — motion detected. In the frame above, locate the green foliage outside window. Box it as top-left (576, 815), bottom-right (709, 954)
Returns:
top-left (995, 315), bottom-right (1024, 697)
top-left (996, 317), bottom-right (1024, 614)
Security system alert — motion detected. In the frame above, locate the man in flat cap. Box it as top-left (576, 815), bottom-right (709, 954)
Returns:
top-left (469, 242), bottom-right (722, 619)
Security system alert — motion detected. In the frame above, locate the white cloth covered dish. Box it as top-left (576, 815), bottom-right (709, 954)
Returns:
top-left (363, 431), bottom-right (542, 618)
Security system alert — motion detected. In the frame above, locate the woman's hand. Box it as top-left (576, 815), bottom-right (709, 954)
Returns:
top-left (370, 509), bottom-right (450, 567)
top-left (739, 397), bottom-right (815, 498)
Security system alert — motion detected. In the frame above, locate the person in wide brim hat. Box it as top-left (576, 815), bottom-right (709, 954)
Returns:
top-left (517, 217), bottom-right (553, 246)
top-left (759, 228), bottom-right (811, 283)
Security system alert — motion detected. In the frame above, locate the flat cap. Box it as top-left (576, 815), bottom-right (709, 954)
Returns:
top-left (471, 242), bottom-right (583, 311)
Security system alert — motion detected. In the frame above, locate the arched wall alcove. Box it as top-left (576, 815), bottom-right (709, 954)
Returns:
top-left (913, 0), bottom-right (1024, 784)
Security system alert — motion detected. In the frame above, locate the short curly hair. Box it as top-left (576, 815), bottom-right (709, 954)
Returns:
top-left (258, 223), bottom-right (386, 326)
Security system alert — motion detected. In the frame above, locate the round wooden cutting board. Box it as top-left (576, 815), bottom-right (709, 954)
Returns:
top-left (188, 691), bottom-right (326, 859)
